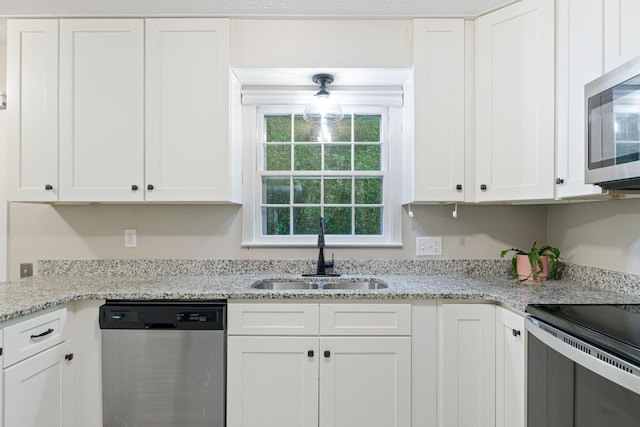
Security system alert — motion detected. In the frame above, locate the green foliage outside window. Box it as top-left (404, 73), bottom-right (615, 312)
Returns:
top-left (262, 113), bottom-right (384, 236)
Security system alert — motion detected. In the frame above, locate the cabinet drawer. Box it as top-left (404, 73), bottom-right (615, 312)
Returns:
top-left (3, 307), bottom-right (70, 367)
top-left (320, 303), bottom-right (411, 336)
top-left (228, 303), bottom-right (320, 335)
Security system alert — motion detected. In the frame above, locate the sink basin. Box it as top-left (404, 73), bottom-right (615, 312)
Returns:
top-left (251, 279), bottom-right (388, 290)
top-left (322, 281), bottom-right (388, 290)
top-left (252, 281), bottom-right (319, 290)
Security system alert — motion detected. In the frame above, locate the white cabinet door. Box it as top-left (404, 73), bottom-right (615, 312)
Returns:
top-left (319, 337), bottom-right (411, 427)
top-left (408, 19), bottom-right (465, 202)
top-left (226, 336), bottom-right (319, 427)
top-left (604, 0), bottom-right (640, 72)
top-left (59, 19), bottom-right (144, 202)
top-left (7, 19), bottom-right (59, 202)
top-left (495, 307), bottom-right (525, 427)
top-left (555, 0), bottom-right (605, 198)
top-left (4, 340), bottom-right (74, 427)
top-left (475, 0), bottom-right (555, 202)
top-left (145, 18), bottom-right (238, 202)
top-left (0, 329), bottom-right (3, 427)
top-left (440, 303), bottom-right (495, 427)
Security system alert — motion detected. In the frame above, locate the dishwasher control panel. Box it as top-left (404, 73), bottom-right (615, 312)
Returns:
top-left (99, 301), bottom-right (226, 330)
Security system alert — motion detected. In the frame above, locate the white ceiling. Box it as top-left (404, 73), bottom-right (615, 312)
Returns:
top-left (0, 0), bottom-right (518, 44)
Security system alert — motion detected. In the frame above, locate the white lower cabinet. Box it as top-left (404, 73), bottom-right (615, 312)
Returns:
top-left (2, 306), bottom-right (74, 427)
top-left (227, 302), bottom-right (411, 427)
top-left (4, 340), bottom-right (74, 427)
top-left (495, 307), bottom-right (525, 427)
top-left (439, 303), bottom-right (496, 427)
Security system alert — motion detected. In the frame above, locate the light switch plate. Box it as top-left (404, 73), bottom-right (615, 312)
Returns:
top-left (416, 237), bottom-right (442, 256)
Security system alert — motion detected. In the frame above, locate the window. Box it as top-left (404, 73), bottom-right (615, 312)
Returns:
top-left (243, 103), bottom-right (402, 247)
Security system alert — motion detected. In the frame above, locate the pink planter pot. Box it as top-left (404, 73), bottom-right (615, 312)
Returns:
top-left (516, 254), bottom-right (549, 281)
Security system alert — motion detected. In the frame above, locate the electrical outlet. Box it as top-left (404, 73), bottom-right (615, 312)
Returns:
top-left (416, 237), bottom-right (442, 256)
top-left (124, 229), bottom-right (137, 248)
top-left (20, 263), bottom-right (33, 278)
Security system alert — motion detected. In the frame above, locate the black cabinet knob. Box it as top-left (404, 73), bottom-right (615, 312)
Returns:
top-left (480, 184), bottom-right (487, 191)
top-left (324, 350), bottom-right (331, 358)
top-left (512, 329), bottom-right (521, 337)
top-left (307, 350), bottom-right (314, 357)
top-left (64, 353), bottom-right (74, 361)
top-left (147, 184), bottom-right (154, 191)
top-left (45, 185), bottom-right (53, 190)
top-left (456, 184), bottom-right (463, 191)
top-left (555, 178), bottom-right (564, 185)
top-left (131, 185), bottom-right (139, 191)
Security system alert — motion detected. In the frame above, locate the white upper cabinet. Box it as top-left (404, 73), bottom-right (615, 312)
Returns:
top-left (475, 0), bottom-right (555, 202)
top-left (555, 0), bottom-right (605, 198)
top-left (604, 0), bottom-right (640, 72)
top-left (407, 19), bottom-right (466, 203)
top-left (59, 19), bottom-right (145, 202)
top-left (10, 17), bottom-right (238, 203)
top-left (7, 20), bottom-right (59, 202)
top-left (145, 18), bottom-right (240, 202)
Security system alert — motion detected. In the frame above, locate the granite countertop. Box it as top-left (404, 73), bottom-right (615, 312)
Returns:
top-left (2, 271), bottom-right (640, 323)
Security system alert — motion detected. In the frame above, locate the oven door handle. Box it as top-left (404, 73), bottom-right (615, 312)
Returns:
top-left (526, 316), bottom-right (640, 394)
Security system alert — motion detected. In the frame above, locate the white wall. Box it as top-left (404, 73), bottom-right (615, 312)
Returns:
top-left (7, 202), bottom-right (547, 279)
top-left (548, 198), bottom-right (640, 274)
top-left (0, 43), bottom-right (7, 281)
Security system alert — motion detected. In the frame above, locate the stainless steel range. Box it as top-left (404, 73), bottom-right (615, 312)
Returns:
top-left (526, 304), bottom-right (640, 426)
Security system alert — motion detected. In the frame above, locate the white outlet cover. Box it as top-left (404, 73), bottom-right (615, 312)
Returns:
top-left (124, 229), bottom-right (137, 248)
top-left (416, 236), bottom-right (442, 256)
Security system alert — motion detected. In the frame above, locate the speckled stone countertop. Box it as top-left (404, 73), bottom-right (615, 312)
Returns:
top-left (1, 258), bottom-right (640, 323)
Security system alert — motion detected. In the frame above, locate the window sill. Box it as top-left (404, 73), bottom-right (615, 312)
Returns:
top-left (241, 241), bottom-right (403, 249)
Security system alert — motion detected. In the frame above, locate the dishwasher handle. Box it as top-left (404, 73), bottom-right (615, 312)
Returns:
top-left (144, 323), bottom-right (177, 329)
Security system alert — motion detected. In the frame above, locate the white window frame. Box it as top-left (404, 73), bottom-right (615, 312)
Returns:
top-left (242, 92), bottom-right (403, 248)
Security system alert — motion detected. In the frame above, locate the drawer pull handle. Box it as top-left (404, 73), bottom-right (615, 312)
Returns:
top-left (324, 350), bottom-right (331, 358)
top-left (512, 329), bottom-right (521, 337)
top-left (308, 350), bottom-right (314, 357)
top-left (65, 353), bottom-right (74, 361)
top-left (30, 328), bottom-right (54, 339)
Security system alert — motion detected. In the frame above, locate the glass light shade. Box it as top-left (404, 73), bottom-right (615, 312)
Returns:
top-left (303, 93), bottom-right (344, 123)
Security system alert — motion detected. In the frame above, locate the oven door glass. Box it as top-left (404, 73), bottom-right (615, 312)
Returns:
top-left (528, 333), bottom-right (640, 427)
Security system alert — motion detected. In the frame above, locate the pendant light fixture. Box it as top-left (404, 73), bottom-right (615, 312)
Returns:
top-left (303, 74), bottom-right (344, 123)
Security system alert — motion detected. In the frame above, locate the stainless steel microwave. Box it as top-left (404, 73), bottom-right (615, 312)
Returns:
top-left (586, 55), bottom-right (640, 190)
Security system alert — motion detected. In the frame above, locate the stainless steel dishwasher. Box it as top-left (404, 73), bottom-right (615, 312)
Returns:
top-left (99, 301), bottom-right (226, 427)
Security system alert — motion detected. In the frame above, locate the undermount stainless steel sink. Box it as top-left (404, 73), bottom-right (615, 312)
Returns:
top-left (321, 281), bottom-right (388, 290)
top-left (251, 279), bottom-right (388, 290)
top-left (251, 281), bottom-right (319, 290)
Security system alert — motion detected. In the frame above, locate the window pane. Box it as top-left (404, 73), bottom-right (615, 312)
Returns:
top-left (354, 145), bottom-right (381, 170)
top-left (266, 145), bottom-right (291, 170)
top-left (331, 117), bottom-right (352, 142)
top-left (264, 207), bottom-right (290, 235)
top-left (294, 116), bottom-right (316, 142)
top-left (354, 115), bottom-right (381, 142)
top-left (325, 207), bottom-right (352, 234)
top-left (264, 178), bottom-right (290, 204)
top-left (355, 208), bottom-right (382, 235)
top-left (293, 207), bottom-right (321, 234)
top-left (355, 178), bottom-right (382, 204)
top-left (293, 178), bottom-right (321, 204)
top-left (325, 145), bottom-right (351, 171)
top-left (294, 145), bottom-right (322, 170)
top-left (294, 115), bottom-right (351, 142)
top-left (266, 116), bottom-right (291, 142)
top-left (324, 178), bottom-right (352, 204)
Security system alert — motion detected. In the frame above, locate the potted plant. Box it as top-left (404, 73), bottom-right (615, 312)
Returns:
top-left (500, 242), bottom-right (561, 282)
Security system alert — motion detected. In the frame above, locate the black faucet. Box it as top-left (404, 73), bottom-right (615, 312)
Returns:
top-left (316, 217), bottom-right (327, 275)
top-left (303, 217), bottom-right (339, 277)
